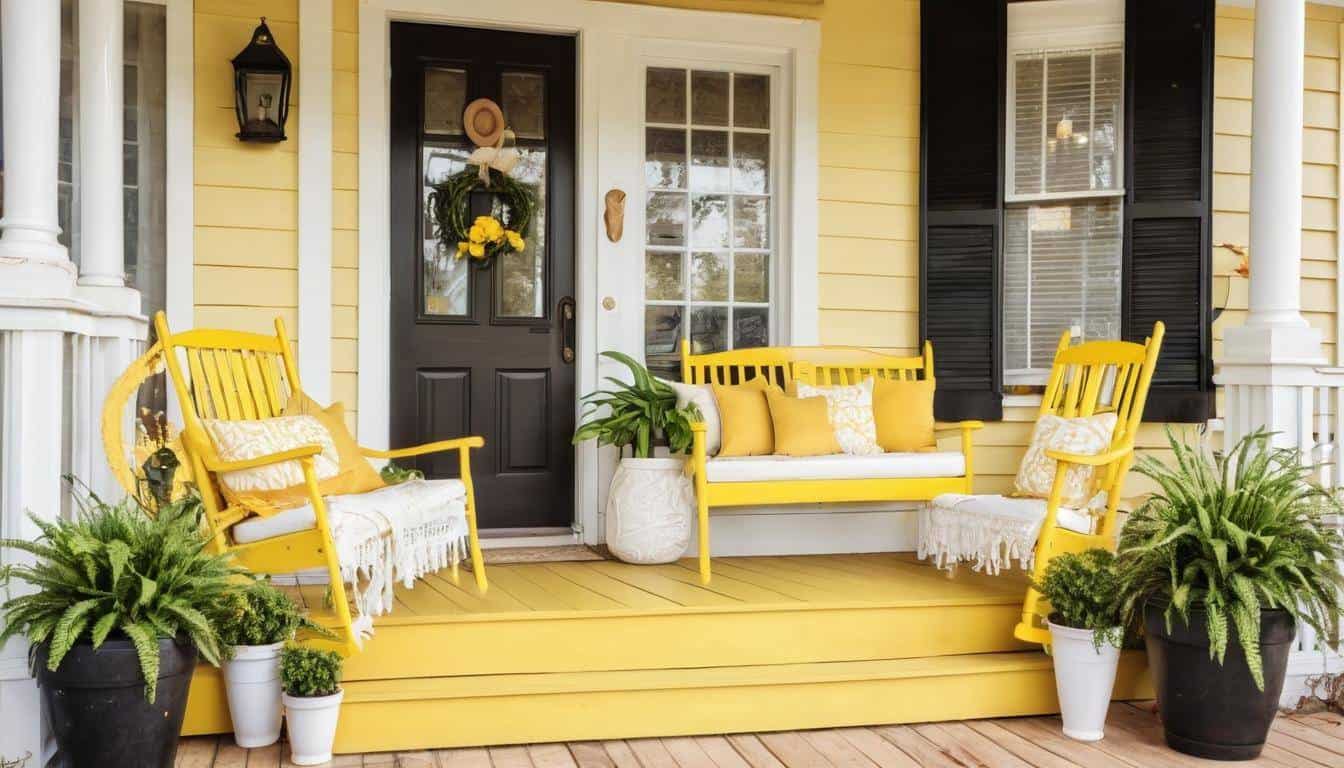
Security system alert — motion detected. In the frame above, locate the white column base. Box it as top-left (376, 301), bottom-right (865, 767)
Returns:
top-left (1216, 322), bottom-right (1326, 448)
top-left (0, 247), bottom-right (76, 299)
top-left (74, 283), bottom-right (143, 316)
top-left (1222, 322), bottom-right (1326, 367)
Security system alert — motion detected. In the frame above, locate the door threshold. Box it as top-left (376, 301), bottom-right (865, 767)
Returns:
top-left (478, 527), bottom-right (580, 549)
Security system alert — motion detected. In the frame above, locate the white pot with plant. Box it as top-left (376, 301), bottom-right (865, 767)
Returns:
top-left (217, 580), bottom-right (334, 748)
top-left (1032, 548), bottom-right (1124, 742)
top-left (281, 646), bottom-right (345, 765)
top-left (574, 351), bottom-right (701, 565)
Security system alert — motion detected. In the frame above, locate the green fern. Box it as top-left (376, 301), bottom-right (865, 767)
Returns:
top-left (213, 579), bottom-right (335, 647)
top-left (573, 351), bottom-right (702, 458)
top-left (1116, 428), bottom-right (1344, 691)
top-left (0, 491), bottom-right (245, 702)
top-left (280, 645), bottom-right (343, 698)
top-left (1030, 548), bottom-right (1123, 650)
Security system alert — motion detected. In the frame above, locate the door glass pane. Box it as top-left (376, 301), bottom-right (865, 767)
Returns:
top-left (733, 253), bottom-right (768, 303)
top-left (733, 196), bottom-right (769, 249)
top-left (501, 71), bottom-right (546, 140)
top-left (733, 73), bottom-right (770, 129)
top-left (690, 307), bottom-right (728, 354)
top-left (690, 130), bottom-right (729, 193)
top-left (645, 128), bottom-right (687, 189)
top-left (495, 148), bottom-right (547, 318)
top-left (645, 306), bottom-right (683, 379)
top-left (645, 251), bottom-right (683, 300)
top-left (646, 68), bottom-right (687, 124)
top-left (732, 132), bottom-right (769, 193)
top-left (691, 195), bottom-right (728, 248)
top-left (647, 192), bottom-right (688, 247)
top-left (691, 252), bottom-right (728, 301)
top-left (691, 70), bottom-right (729, 126)
top-left (733, 307), bottom-right (769, 349)
top-left (424, 68), bottom-right (467, 135)
top-left (423, 144), bottom-right (472, 316)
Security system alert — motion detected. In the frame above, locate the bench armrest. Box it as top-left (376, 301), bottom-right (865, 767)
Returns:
top-left (361, 436), bottom-right (485, 460)
top-left (204, 444), bottom-right (323, 473)
top-left (1045, 443), bottom-right (1132, 467)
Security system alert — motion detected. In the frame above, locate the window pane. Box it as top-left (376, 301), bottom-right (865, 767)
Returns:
top-left (732, 132), bottom-right (769, 194)
top-left (1091, 51), bottom-right (1122, 191)
top-left (733, 307), bottom-right (769, 349)
top-left (1003, 199), bottom-right (1122, 377)
top-left (733, 73), bottom-right (769, 129)
top-left (733, 196), bottom-right (769, 249)
top-left (645, 128), bottom-right (687, 189)
top-left (733, 253), bottom-right (768, 303)
top-left (646, 68), bottom-right (687, 124)
top-left (424, 68), bottom-right (467, 135)
top-left (690, 306), bottom-right (728, 354)
top-left (645, 305), bottom-right (684, 380)
top-left (691, 252), bottom-right (729, 301)
top-left (691, 195), bottom-right (729, 248)
top-left (501, 71), bottom-right (546, 140)
top-left (1044, 53), bottom-right (1094, 194)
top-left (691, 70), bottom-right (729, 126)
top-left (422, 144), bottom-right (473, 316)
top-left (495, 148), bottom-right (547, 318)
top-left (1012, 56), bottom-right (1044, 197)
top-left (690, 130), bottom-right (729, 192)
top-left (645, 251), bottom-right (683, 300)
top-left (647, 192), bottom-right (688, 247)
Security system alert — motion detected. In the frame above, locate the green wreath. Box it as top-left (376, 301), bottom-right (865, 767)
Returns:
top-left (428, 167), bottom-right (538, 267)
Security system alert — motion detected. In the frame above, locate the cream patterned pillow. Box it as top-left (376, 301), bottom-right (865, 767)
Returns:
top-left (1013, 412), bottom-right (1118, 507)
top-left (793, 378), bottom-right (882, 456)
top-left (203, 415), bottom-right (341, 501)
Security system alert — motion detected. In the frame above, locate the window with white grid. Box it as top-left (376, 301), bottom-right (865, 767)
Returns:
top-left (642, 67), bottom-right (774, 381)
top-left (1004, 3), bottom-right (1125, 385)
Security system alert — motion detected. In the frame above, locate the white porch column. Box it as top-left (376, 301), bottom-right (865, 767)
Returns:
top-left (1219, 0), bottom-right (1326, 447)
top-left (76, 0), bottom-right (138, 316)
top-left (0, 0), bottom-right (73, 298)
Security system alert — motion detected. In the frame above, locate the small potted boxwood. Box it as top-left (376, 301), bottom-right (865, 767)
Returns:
top-left (0, 494), bottom-right (239, 767)
top-left (215, 580), bottom-right (332, 748)
top-left (1117, 429), bottom-right (1344, 760)
top-left (281, 645), bottom-right (345, 765)
top-left (1032, 548), bottom-right (1124, 742)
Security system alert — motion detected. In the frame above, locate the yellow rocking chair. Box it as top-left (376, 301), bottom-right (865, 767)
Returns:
top-left (124, 311), bottom-right (488, 654)
top-left (1011, 322), bottom-right (1165, 644)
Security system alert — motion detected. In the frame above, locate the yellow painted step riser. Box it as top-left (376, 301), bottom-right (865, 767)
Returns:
top-left (330, 659), bottom-right (1152, 753)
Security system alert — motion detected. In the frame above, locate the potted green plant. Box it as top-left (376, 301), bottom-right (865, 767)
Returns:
top-left (573, 351), bottom-right (701, 564)
top-left (1116, 429), bottom-right (1344, 760)
top-left (1031, 548), bottom-right (1124, 742)
top-left (215, 580), bottom-right (332, 748)
top-left (280, 645), bottom-right (345, 766)
top-left (0, 493), bottom-right (240, 768)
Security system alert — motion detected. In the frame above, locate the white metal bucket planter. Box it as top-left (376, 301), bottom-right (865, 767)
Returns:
top-left (1048, 621), bottom-right (1122, 742)
top-left (283, 688), bottom-right (345, 766)
top-left (221, 642), bottom-right (284, 748)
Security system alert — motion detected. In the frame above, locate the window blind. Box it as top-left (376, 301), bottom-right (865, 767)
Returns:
top-left (1011, 47), bottom-right (1123, 197)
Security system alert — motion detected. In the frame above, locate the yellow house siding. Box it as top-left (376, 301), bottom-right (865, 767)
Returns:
top-left (333, 0), bottom-right (360, 435)
top-left (193, 1), bottom-right (300, 342)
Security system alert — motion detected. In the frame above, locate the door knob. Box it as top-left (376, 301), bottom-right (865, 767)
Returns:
top-left (602, 296), bottom-right (616, 311)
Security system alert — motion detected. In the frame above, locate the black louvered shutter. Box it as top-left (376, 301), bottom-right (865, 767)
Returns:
top-left (1123, 0), bottom-right (1215, 422)
top-left (919, 1), bottom-right (1005, 422)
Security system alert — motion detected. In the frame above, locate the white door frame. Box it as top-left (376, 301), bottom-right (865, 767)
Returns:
top-left (357, 0), bottom-right (818, 543)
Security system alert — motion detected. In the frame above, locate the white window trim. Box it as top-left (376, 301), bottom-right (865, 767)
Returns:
top-left (357, 0), bottom-right (818, 542)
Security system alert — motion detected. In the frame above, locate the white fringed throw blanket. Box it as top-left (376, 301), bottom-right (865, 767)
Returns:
top-left (918, 492), bottom-right (1103, 575)
top-left (325, 478), bottom-right (468, 640)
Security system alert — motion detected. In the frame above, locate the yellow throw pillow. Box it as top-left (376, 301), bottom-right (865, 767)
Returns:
top-left (712, 378), bottom-right (777, 457)
top-left (284, 393), bottom-right (386, 495)
top-left (793, 378), bottom-right (882, 456)
top-left (766, 389), bottom-right (841, 457)
top-left (873, 378), bottom-right (936, 452)
top-left (1014, 412), bottom-right (1118, 507)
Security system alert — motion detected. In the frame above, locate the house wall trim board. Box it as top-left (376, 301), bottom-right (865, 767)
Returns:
top-left (298, 0), bottom-right (334, 402)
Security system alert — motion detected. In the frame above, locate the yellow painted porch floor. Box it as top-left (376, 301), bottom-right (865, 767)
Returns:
top-left (176, 704), bottom-right (1344, 767)
top-left (184, 554), bottom-right (1155, 754)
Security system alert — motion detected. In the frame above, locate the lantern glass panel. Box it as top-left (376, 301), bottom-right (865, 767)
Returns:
top-left (239, 71), bottom-right (285, 138)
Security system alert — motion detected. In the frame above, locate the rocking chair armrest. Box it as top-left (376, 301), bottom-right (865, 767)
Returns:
top-left (935, 420), bottom-right (985, 433)
top-left (1045, 443), bottom-right (1133, 467)
top-left (204, 444), bottom-right (324, 473)
top-left (361, 436), bottom-right (485, 459)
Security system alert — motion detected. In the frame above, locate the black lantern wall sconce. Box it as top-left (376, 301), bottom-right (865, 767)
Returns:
top-left (232, 18), bottom-right (292, 142)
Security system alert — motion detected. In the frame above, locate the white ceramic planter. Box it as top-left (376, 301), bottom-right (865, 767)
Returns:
top-left (605, 456), bottom-right (695, 564)
top-left (282, 688), bottom-right (344, 766)
top-left (1048, 620), bottom-right (1122, 742)
top-left (221, 642), bottom-right (284, 748)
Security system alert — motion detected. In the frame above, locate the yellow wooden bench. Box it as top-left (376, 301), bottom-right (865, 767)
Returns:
top-left (680, 341), bottom-right (982, 584)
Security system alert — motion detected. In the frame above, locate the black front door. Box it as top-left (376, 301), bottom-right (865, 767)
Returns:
top-left (389, 23), bottom-right (576, 530)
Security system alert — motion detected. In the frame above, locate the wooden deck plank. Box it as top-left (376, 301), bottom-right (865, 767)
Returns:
top-left (831, 728), bottom-right (919, 768)
top-left (732, 557), bottom-right (987, 603)
top-left (916, 721), bottom-right (1035, 768)
top-left (528, 743), bottom-right (579, 768)
top-left (485, 567), bottom-right (582, 611)
top-left (566, 743), bottom-right (616, 768)
top-left (673, 559), bottom-right (858, 603)
top-left (599, 741), bottom-right (646, 768)
top-left (963, 720), bottom-right (1099, 768)
top-left (1093, 705), bottom-right (1284, 768)
top-left (505, 565), bottom-right (626, 610)
top-left (394, 750), bottom-right (437, 767)
top-left (626, 738), bottom-right (681, 768)
top-left (797, 729), bottom-right (879, 768)
top-left (488, 745), bottom-right (535, 768)
top-left (756, 732), bottom-right (835, 768)
top-left (872, 725), bottom-right (961, 768)
top-left (243, 741), bottom-right (281, 768)
top-left (987, 717), bottom-right (1137, 768)
top-left (586, 561), bottom-right (742, 607)
top-left (421, 570), bottom-right (533, 613)
top-left (1271, 717), bottom-right (1344, 756)
top-left (644, 562), bottom-right (803, 604)
top-left (724, 735), bottom-right (788, 768)
top-left (177, 737), bottom-right (218, 768)
top-left (436, 747), bottom-right (492, 768)
top-left (810, 554), bottom-right (1026, 599)
top-left (693, 736), bottom-right (753, 768)
top-left (540, 562), bottom-right (681, 610)
top-left (212, 740), bottom-right (248, 768)
top-left (661, 736), bottom-right (722, 768)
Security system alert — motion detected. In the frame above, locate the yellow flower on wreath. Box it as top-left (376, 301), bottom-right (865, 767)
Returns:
top-left (455, 241), bottom-right (469, 260)
top-left (468, 242), bottom-right (485, 259)
top-left (505, 230), bottom-right (525, 251)
top-left (468, 224), bottom-right (486, 244)
top-left (475, 215), bottom-right (505, 243)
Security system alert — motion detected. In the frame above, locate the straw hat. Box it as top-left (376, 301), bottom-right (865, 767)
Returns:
top-left (464, 98), bottom-right (506, 148)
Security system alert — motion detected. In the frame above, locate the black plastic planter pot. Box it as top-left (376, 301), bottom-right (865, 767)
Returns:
top-left (1143, 603), bottom-right (1294, 761)
top-left (35, 637), bottom-right (198, 768)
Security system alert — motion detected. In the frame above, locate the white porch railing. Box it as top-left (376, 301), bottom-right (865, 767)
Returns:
top-left (1224, 372), bottom-right (1344, 704)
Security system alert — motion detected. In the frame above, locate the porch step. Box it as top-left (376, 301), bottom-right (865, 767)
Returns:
top-left (328, 650), bottom-right (1153, 752)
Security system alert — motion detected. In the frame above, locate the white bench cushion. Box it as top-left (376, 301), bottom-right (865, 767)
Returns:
top-left (704, 451), bottom-right (966, 483)
top-left (232, 478), bottom-right (467, 544)
top-left (919, 493), bottom-right (1099, 575)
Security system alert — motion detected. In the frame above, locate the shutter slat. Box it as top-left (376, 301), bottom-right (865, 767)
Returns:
top-left (1124, 0), bottom-right (1214, 422)
top-left (921, 1), bottom-right (1005, 421)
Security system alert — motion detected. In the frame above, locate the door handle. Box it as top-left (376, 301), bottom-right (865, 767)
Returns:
top-left (559, 296), bottom-right (576, 364)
